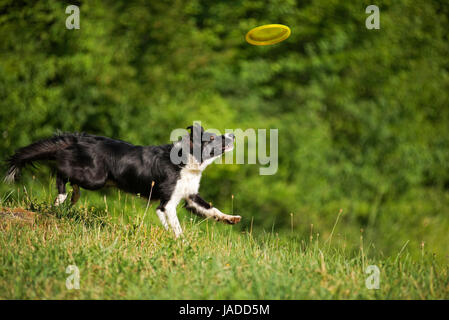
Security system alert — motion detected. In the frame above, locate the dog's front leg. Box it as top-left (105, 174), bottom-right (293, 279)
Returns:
top-left (164, 200), bottom-right (183, 238)
top-left (185, 194), bottom-right (241, 224)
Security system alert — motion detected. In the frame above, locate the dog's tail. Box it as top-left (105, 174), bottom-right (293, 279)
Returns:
top-left (4, 134), bottom-right (74, 183)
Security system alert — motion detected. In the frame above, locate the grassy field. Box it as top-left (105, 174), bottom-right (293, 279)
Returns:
top-left (0, 183), bottom-right (448, 300)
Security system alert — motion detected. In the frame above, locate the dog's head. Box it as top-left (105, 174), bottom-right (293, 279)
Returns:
top-left (185, 124), bottom-right (234, 164)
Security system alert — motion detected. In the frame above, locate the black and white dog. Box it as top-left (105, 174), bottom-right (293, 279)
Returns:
top-left (4, 124), bottom-right (241, 237)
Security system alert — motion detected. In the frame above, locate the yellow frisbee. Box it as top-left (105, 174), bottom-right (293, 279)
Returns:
top-left (245, 24), bottom-right (291, 46)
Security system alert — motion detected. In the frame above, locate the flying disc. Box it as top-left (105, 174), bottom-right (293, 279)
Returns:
top-left (245, 24), bottom-right (291, 46)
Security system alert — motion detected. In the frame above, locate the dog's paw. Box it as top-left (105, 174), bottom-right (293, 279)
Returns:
top-left (224, 215), bottom-right (242, 225)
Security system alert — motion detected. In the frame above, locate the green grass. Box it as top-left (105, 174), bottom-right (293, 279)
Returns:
top-left (0, 184), bottom-right (448, 300)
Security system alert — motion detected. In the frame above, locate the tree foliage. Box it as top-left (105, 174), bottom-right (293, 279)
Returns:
top-left (1, 0), bottom-right (448, 253)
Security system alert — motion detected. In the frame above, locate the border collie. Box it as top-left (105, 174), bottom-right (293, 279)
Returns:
top-left (4, 124), bottom-right (241, 237)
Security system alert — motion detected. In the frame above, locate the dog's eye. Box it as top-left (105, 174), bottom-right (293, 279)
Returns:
top-left (210, 136), bottom-right (215, 141)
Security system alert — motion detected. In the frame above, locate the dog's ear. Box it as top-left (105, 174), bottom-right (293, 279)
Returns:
top-left (186, 124), bottom-right (205, 138)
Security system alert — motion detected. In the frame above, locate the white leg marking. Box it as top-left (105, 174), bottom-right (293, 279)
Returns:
top-left (185, 198), bottom-right (241, 224)
top-left (156, 209), bottom-right (169, 230)
top-left (165, 202), bottom-right (183, 238)
top-left (54, 193), bottom-right (68, 206)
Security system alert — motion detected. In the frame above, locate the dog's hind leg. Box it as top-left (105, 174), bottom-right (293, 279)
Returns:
top-left (71, 184), bottom-right (80, 205)
top-left (54, 174), bottom-right (68, 206)
top-left (185, 194), bottom-right (241, 225)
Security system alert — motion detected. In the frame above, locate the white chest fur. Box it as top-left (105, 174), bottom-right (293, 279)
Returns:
top-left (172, 167), bottom-right (202, 201)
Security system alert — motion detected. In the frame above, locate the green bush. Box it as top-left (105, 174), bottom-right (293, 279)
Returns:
top-left (1, 0), bottom-right (448, 256)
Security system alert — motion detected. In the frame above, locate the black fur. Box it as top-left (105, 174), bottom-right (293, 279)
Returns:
top-left (4, 125), bottom-right (234, 207)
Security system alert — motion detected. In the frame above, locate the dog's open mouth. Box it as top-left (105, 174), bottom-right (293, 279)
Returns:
top-left (222, 145), bottom-right (234, 152)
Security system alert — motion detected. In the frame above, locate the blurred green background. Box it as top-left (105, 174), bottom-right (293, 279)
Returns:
top-left (1, 0), bottom-right (448, 257)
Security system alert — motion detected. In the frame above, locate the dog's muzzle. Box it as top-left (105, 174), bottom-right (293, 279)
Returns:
top-left (223, 133), bottom-right (235, 152)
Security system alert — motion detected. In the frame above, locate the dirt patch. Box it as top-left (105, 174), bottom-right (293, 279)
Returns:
top-left (0, 207), bottom-right (36, 224)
